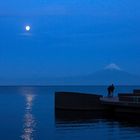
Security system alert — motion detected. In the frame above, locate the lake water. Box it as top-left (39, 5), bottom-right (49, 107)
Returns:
top-left (0, 86), bottom-right (140, 140)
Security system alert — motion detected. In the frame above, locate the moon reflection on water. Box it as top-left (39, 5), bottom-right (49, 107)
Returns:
top-left (21, 93), bottom-right (36, 140)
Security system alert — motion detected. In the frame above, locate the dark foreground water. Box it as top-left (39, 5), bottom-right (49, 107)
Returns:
top-left (0, 86), bottom-right (140, 140)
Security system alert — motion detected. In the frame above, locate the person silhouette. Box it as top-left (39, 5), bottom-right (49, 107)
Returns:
top-left (107, 84), bottom-right (115, 97)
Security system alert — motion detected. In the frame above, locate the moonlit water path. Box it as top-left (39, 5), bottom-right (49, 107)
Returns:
top-left (21, 88), bottom-right (36, 140)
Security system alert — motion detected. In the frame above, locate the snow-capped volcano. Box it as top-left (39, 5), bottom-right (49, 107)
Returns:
top-left (48, 63), bottom-right (140, 85)
top-left (104, 63), bottom-right (122, 71)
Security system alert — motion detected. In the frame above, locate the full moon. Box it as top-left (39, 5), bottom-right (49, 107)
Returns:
top-left (25, 25), bottom-right (31, 31)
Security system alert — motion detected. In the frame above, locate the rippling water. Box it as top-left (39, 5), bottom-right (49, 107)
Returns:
top-left (0, 86), bottom-right (140, 140)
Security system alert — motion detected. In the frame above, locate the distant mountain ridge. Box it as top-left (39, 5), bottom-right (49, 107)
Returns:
top-left (0, 63), bottom-right (140, 85)
top-left (45, 63), bottom-right (140, 85)
top-left (40, 64), bottom-right (140, 85)
top-left (47, 69), bottom-right (140, 85)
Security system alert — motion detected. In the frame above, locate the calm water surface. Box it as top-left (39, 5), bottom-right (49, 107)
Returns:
top-left (0, 86), bottom-right (140, 140)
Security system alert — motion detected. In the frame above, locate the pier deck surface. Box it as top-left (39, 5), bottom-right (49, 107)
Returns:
top-left (100, 97), bottom-right (119, 103)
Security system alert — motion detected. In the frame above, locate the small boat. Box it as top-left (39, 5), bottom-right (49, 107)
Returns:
top-left (55, 92), bottom-right (105, 110)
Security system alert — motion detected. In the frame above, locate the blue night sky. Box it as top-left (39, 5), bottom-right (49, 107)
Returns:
top-left (0, 0), bottom-right (140, 79)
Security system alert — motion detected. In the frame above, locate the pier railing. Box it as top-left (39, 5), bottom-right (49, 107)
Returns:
top-left (118, 93), bottom-right (140, 104)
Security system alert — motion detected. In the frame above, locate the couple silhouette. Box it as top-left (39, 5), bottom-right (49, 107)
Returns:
top-left (107, 84), bottom-right (115, 97)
